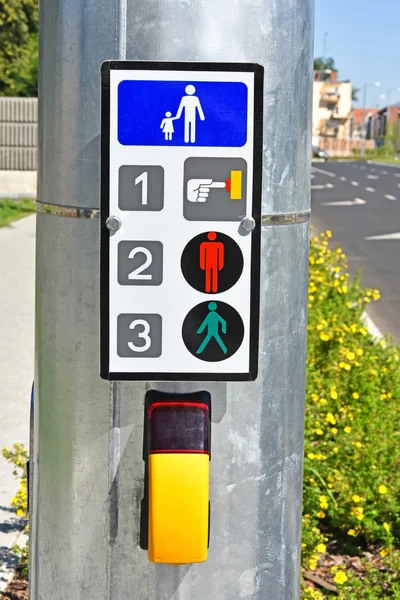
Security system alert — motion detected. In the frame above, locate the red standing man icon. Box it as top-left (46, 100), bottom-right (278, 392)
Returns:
top-left (199, 232), bottom-right (225, 293)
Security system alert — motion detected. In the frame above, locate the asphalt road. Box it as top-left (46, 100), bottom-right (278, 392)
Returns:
top-left (311, 160), bottom-right (400, 341)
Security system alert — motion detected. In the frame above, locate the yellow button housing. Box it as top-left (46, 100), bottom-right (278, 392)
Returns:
top-left (148, 453), bottom-right (209, 564)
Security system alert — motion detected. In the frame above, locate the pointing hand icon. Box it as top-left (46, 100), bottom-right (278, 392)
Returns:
top-left (187, 179), bottom-right (226, 203)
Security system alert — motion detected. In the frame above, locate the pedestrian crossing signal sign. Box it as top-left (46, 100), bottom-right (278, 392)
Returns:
top-left (101, 60), bottom-right (263, 381)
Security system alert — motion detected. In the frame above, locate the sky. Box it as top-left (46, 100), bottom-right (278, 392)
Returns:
top-left (315, 0), bottom-right (400, 107)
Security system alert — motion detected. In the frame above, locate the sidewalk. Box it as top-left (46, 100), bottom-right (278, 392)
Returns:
top-left (0, 215), bottom-right (35, 590)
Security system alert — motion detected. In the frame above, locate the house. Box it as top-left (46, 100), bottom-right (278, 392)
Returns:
top-left (312, 71), bottom-right (352, 140)
top-left (350, 107), bottom-right (380, 140)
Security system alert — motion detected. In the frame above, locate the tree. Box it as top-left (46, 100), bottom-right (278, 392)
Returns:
top-left (352, 87), bottom-right (360, 102)
top-left (0, 0), bottom-right (39, 96)
top-left (314, 57), bottom-right (337, 73)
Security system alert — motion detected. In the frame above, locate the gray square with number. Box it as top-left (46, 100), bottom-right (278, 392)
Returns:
top-left (118, 241), bottom-right (163, 286)
top-left (119, 165), bottom-right (164, 211)
top-left (183, 157), bottom-right (247, 221)
top-left (117, 313), bottom-right (162, 358)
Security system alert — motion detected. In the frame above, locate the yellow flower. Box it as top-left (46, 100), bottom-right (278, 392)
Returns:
top-left (309, 559), bottom-right (318, 571)
top-left (344, 363), bottom-right (351, 371)
top-left (346, 301), bottom-right (352, 308)
top-left (344, 426), bottom-right (352, 433)
top-left (315, 428), bottom-right (323, 435)
top-left (307, 452), bottom-right (315, 460)
top-left (359, 328), bottom-right (367, 336)
top-left (330, 389), bottom-right (338, 400)
top-left (319, 495), bottom-right (329, 510)
top-left (380, 340), bottom-right (387, 349)
top-left (317, 323), bottom-right (324, 331)
top-left (326, 230), bottom-right (332, 238)
top-left (316, 543), bottom-right (327, 554)
top-left (347, 351), bottom-right (355, 361)
top-left (333, 447), bottom-right (339, 453)
top-left (356, 514), bottom-right (364, 521)
top-left (319, 398), bottom-right (327, 405)
top-left (325, 413), bottom-right (336, 425)
top-left (317, 510), bottom-right (326, 519)
top-left (352, 495), bottom-right (361, 503)
top-left (357, 349), bottom-right (364, 356)
top-left (381, 393), bottom-right (387, 400)
top-left (379, 485), bottom-right (388, 495)
top-left (347, 529), bottom-right (356, 537)
top-left (355, 442), bottom-right (362, 448)
top-left (331, 427), bottom-right (338, 434)
top-left (380, 547), bottom-right (390, 557)
top-left (320, 332), bottom-right (330, 342)
top-left (339, 361), bottom-right (346, 369)
top-left (383, 522), bottom-right (391, 532)
top-left (352, 392), bottom-right (360, 399)
top-left (333, 571), bottom-right (347, 585)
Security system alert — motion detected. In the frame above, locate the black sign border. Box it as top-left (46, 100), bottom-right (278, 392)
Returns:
top-left (101, 61), bottom-right (264, 381)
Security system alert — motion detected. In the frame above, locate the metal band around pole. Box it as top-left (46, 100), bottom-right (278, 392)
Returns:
top-left (36, 201), bottom-right (310, 225)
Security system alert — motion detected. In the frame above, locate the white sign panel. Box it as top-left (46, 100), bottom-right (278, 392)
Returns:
top-left (101, 61), bottom-right (263, 381)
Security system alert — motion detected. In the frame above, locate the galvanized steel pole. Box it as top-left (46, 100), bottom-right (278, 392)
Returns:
top-left (32, 1), bottom-right (314, 598)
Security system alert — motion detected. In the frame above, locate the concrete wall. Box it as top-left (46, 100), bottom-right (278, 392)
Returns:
top-left (0, 98), bottom-right (38, 171)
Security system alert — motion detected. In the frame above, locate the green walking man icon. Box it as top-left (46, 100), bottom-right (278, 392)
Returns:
top-left (196, 302), bottom-right (227, 355)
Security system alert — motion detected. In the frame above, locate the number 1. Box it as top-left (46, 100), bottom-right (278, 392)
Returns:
top-left (135, 171), bottom-right (148, 206)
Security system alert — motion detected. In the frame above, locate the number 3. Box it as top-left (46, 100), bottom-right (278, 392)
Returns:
top-left (128, 319), bottom-right (151, 352)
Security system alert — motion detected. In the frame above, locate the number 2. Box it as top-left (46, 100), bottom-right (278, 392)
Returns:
top-left (128, 247), bottom-right (152, 280)
top-left (135, 171), bottom-right (148, 206)
top-left (128, 319), bottom-right (151, 352)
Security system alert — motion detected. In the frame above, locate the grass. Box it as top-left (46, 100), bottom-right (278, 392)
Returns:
top-left (0, 198), bottom-right (36, 227)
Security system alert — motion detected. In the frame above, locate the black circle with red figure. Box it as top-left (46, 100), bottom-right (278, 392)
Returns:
top-left (181, 231), bottom-right (243, 294)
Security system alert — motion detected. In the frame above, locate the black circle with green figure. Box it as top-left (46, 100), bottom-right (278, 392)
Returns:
top-left (182, 300), bottom-right (244, 362)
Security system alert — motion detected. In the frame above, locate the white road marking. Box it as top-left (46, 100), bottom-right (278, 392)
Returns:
top-left (397, 183), bottom-right (400, 188)
top-left (382, 170), bottom-right (388, 175)
top-left (340, 176), bottom-right (347, 181)
top-left (311, 166), bottom-right (336, 178)
top-left (311, 183), bottom-right (335, 190)
top-left (367, 174), bottom-right (378, 179)
top-left (322, 198), bottom-right (366, 206)
top-left (351, 181), bottom-right (359, 186)
top-left (366, 187), bottom-right (375, 192)
top-left (311, 174), bottom-right (314, 179)
top-left (396, 174), bottom-right (400, 178)
top-left (362, 312), bottom-right (383, 340)
top-left (385, 194), bottom-right (396, 200)
top-left (365, 232), bottom-right (400, 240)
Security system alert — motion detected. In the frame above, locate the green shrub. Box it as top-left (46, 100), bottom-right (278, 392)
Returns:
top-left (302, 231), bottom-right (400, 598)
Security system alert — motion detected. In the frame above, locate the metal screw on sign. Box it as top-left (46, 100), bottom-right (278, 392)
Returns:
top-left (240, 216), bottom-right (256, 232)
top-left (106, 216), bottom-right (122, 231)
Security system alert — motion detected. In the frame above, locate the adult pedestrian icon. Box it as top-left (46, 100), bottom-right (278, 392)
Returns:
top-left (182, 300), bottom-right (245, 362)
top-left (175, 85), bottom-right (205, 143)
top-left (200, 232), bottom-right (224, 293)
top-left (196, 302), bottom-right (227, 355)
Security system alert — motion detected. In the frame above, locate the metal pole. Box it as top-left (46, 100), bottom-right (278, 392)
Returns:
top-left (32, 1), bottom-right (314, 599)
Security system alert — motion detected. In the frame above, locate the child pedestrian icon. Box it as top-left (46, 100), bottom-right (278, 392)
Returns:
top-left (196, 302), bottom-right (227, 355)
top-left (160, 111), bottom-right (176, 140)
top-left (182, 300), bottom-right (244, 362)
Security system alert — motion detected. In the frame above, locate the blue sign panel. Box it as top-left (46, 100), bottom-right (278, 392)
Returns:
top-left (118, 81), bottom-right (248, 147)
